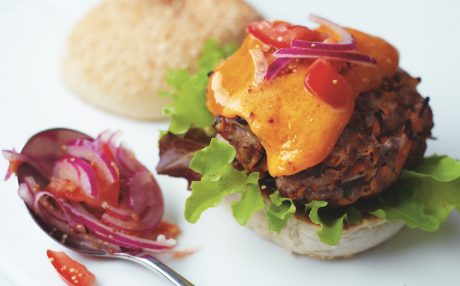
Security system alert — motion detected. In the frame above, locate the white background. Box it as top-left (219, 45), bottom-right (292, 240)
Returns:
top-left (0, 0), bottom-right (459, 285)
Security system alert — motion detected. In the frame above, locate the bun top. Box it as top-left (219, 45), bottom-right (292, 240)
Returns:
top-left (62, 0), bottom-right (260, 120)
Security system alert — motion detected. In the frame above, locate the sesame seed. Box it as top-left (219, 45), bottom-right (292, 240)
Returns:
top-left (69, 268), bottom-right (75, 273)
top-left (61, 265), bottom-right (67, 271)
top-left (332, 79), bottom-right (338, 85)
top-left (49, 258), bottom-right (55, 263)
top-left (71, 275), bottom-right (77, 280)
top-left (310, 43), bottom-right (316, 48)
top-left (74, 280), bottom-right (79, 284)
top-left (277, 36), bottom-right (283, 42)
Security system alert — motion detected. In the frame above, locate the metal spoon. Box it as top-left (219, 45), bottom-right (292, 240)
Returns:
top-left (15, 128), bottom-right (194, 286)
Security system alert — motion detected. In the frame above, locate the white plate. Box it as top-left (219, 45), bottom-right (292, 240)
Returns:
top-left (1, 0), bottom-right (459, 285)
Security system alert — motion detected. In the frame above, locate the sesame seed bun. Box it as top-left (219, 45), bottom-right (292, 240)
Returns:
top-left (61, 0), bottom-right (260, 120)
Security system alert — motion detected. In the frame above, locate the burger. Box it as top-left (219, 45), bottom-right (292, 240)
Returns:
top-left (157, 15), bottom-right (460, 259)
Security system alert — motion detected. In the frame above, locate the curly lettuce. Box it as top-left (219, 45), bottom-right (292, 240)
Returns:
top-left (370, 155), bottom-right (460, 231)
top-left (161, 40), bottom-right (237, 135)
top-left (266, 192), bottom-right (296, 232)
top-left (185, 139), bottom-right (264, 225)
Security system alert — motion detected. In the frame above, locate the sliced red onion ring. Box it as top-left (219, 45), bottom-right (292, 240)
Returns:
top-left (18, 183), bottom-right (34, 207)
top-left (116, 145), bottom-right (145, 177)
top-left (101, 207), bottom-right (160, 233)
top-left (101, 171), bottom-right (163, 233)
top-left (65, 203), bottom-right (173, 251)
top-left (19, 128), bottom-right (92, 179)
top-left (265, 58), bottom-right (291, 81)
top-left (52, 157), bottom-right (100, 198)
top-left (66, 143), bottom-right (118, 184)
top-left (274, 47), bottom-right (377, 65)
top-left (101, 202), bottom-right (135, 220)
top-left (292, 39), bottom-right (356, 51)
top-left (2, 150), bottom-right (48, 180)
top-left (249, 48), bottom-right (268, 84)
top-left (32, 191), bottom-right (71, 232)
top-left (96, 130), bottom-right (122, 156)
top-left (309, 14), bottom-right (354, 45)
top-left (32, 191), bottom-right (65, 222)
top-left (129, 171), bottom-right (163, 215)
top-left (5, 128), bottom-right (171, 254)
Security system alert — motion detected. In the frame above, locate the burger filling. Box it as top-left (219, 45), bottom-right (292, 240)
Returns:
top-left (215, 70), bottom-right (433, 207)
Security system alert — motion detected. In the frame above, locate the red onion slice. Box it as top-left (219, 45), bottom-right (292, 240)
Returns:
top-left (101, 202), bottom-right (135, 220)
top-left (32, 191), bottom-right (72, 232)
top-left (274, 47), bottom-right (377, 66)
top-left (309, 14), bottom-right (353, 45)
top-left (291, 39), bottom-right (355, 51)
top-left (18, 182), bottom-right (34, 207)
top-left (96, 130), bottom-right (122, 157)
top-left (265, 58), bottom-right (291, 81)
top-left (249, 48), bottom-right (268, 84)
top-left (66, 143), bottom-right (119, 184)
top-left (19, 129), bottom-right (92, 179)
top-left (116, 145), bottom-right (145, 177)
top-left (5, 128), bottom-right (171, 254)
top-left (52, 157), bottom-right (100, 198)
top-left (129, 171), bottom-right (163, 215)
top-left (65, 203), bottom-right (173, 251)
top-left (2, 150), bottom-right (48, 180)
top-left (101, 207), bottom-right (160, 233)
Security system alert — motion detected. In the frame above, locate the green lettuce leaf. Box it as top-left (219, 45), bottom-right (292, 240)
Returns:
top-left (370, 155), bottom-right (460, 231)
top-left (185, 139), bottom-right (264, 224)
top-left (231, 173), bottom-right (264, 225)
top-left (161, 40), bottom-right (237, 135)
top-left (266, 192), bottom-right (296, 233)
top-left (305, 201), bottom-right (346, 246)
top-left (402, 155), bottom-right (460, 182)
top-left (189, 138), bottom-right (235, 181)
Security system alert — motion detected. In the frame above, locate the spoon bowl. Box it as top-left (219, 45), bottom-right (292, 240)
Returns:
top-left (15, 128), bottom-right (194, 286)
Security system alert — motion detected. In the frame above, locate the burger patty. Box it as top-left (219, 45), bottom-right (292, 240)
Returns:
top-left (215, 70), bottom-right (433, 207)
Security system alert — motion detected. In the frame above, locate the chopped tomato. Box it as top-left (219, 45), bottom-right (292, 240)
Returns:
top-left (47, 250), bottom-right (96, 286)
top-left (247, 20), bottom-right (323, 48)
top-left (94, 143), bottom-right (120, 207)
top-left (5, 159), bottom-right (21, 179)
top-left (143, 221), bottom-right (181, 241)
top-left (152, 221), bottom-right (181, 239)
top-left (46, 178), bottom-right (102, 208)
top-left (304, 59), bottom-right (354, 109)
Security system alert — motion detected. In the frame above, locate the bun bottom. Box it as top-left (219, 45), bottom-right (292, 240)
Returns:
top-left (248, 208), bottom-right (404, 259)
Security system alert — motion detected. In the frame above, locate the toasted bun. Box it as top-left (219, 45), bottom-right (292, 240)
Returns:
top-left (225, 194), bottom-right (404, 259)
top-left (62, 0), bottom-right (260, 120)
top-left (248, 205), bottom-right (404, 259)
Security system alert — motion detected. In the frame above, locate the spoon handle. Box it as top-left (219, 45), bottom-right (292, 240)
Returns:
top-left (117, 253), bottom-right (194, 286)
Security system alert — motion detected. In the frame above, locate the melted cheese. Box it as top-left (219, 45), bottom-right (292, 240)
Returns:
top-left (207, 28), bottom-right (399, 176)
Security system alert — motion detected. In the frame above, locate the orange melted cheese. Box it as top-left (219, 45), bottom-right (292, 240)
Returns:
top-left (207, 28), bottom-right (399, 176)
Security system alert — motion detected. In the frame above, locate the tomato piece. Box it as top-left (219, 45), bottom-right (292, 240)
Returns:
top-left (153, 221), bottom-right (181, 239)
top-left (94, 143), bottom-right (120, 207)
top-left (47, 250), bottom-right (96, 286)
top-left (304, 59), bottom-right (354, 109)
top-left (46, 178), bottom-right (101, 208)
top-left (247, 20), bottom-right (323, 48)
